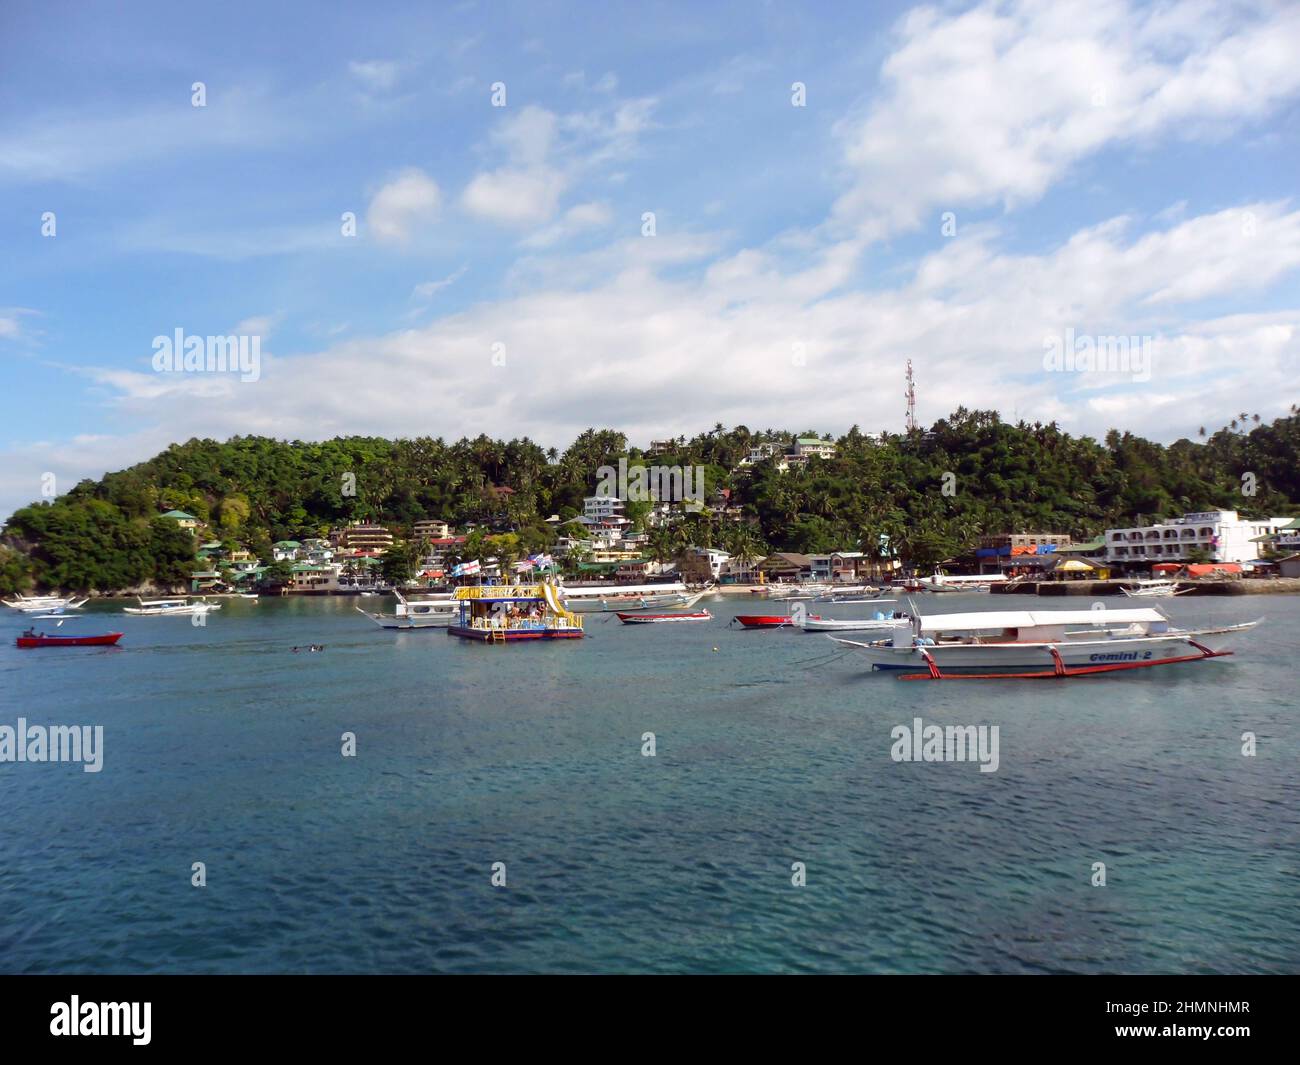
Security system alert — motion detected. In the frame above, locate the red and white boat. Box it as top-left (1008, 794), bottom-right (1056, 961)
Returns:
top-left (829, 606), bottom-right (1259, 679)
top-left (16, 628), bottom-right (123, 648)
top-left (617, 610), bottom-right (712, 624)
top-left (733, 614), bottom-right (819, 629)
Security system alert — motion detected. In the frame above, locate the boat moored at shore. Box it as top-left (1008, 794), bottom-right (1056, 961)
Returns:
top-left (559, 582), bottom-right (709, 613)
top-left (356, 588), bottom-right (457, 629)
top-left (797, 602), bottom-right (905, 632)
top-left (916, 573), bottom-right (1007, 593)
top-left (4, 594), bottom-right (89, 612)
top-left (123, 597), bottom-right (221, 616)
top-left (733, 614), bottom-right (813, 629)
top-left (1120, 579), bottom-right (1191, 598)
top-left (829, 606), bottom-right (1259, 678)
top-left (617, 609), bottom-right (712, 624)
top-left (448, 582), bottom-right (584, 641)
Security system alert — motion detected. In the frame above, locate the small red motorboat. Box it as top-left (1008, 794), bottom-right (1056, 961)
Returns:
top-left (617, 610), bottom-right (712, 624)
top-left (16, 629), bottom-right (123, 648)
top-left (733, 614), bottom-right (819, 629)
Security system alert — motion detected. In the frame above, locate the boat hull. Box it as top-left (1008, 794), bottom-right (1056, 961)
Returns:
top-left (362, 615), bottom-right (453, 629)
top-left (617, 611), bottom-right (711, 623)
top-left (735, 614), bottom-right (809, 628)
top-left (840, 623), bottom-right (1256, 672)
top-left (16, 632), bottom-right (123, 648)
top-left (448, 625), bottom-right (583, 641)
top-left (799, 617), bottom-right (897, 632)
top-left (565, 591), bottom-right (702, 613)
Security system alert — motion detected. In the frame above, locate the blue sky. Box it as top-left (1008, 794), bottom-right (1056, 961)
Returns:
top-left (3, 0), bottom-right (1300, 518)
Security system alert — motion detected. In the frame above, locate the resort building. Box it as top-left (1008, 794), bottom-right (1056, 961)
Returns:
top-left (332, 522), bottom-right (394, 554)
top-left (272, 540), bottom-right (301, 561)
top-left (976, 532), bottom-right (1076, 575)
top-left (289, 563), bottom-right (341, 590)
top-left (978, 532), bottom-right (1073, 552)
top-left (590, 548), bottom-right (643, 564)
top-left (792, 437), bottom-right (837, 461)
top-left (582, 495), bottom-right (627, 523)
top-left (1104, 511), bottom-right (1291, 566)
top-left (413, 518), bottom-right (451, 541)
top-left (1257, 517), bottom-right (1300, 553)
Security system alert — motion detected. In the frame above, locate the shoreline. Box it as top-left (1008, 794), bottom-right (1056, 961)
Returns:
top-left (14, 578), bottom-right (1300, 599)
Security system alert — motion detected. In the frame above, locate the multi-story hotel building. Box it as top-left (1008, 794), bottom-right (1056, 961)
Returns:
top-left (332, 522), bottom-right (394, 554)
top-left (1105, 510), bottom-right (1290, 566)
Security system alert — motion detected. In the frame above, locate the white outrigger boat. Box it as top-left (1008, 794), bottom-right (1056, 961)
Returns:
top-left (798, 602), bottom-right (905, 632)
top-left (916, 573), bottom-right (1007, 593)
top-left (123, 597), bottom-right (221, 616)
top-left (829, 606), bottom-right (1259, 679)
top-left (559, 582), bottom-right (710, 613)
top-left (356, 588), bottom-right (457, 629)
top-left (3, 593), bottom-right (89, 612)
top-left (1120, 579), bottom-right (1191, 598)
top-left (814, 587), bottom-right (889, 603)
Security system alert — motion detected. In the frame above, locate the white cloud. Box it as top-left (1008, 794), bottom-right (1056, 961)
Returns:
top-left (367, 168), bottom-right (441, 243)
top-left (833, 0), bottom-right (1300, 235)
top-left (233, 315), bottom-right (276, 338)
top-left (462, 167), bottom-right (566, 227)
top-left (0, 308), bottom-right (39, 342)
top-left (412, 266), bottom-right (468, 301)
top-left (348, 59), bottom-right (402, 93)
top-left (69, 202), bottom-right (1300, 478)
top-left (520, 201), bottom-right (613, 247)
top-left (460, 100), bottom-right (654, 229)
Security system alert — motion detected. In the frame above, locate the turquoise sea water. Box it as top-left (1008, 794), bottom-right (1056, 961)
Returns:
top-left (1, 592), bottom-right (1297, 974)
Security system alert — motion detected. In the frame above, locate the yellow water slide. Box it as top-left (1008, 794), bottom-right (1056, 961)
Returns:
top-left (540, 580), bottom-right (582, 626)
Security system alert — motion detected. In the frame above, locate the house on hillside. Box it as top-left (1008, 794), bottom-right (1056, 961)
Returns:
top-left (160, 510), bottom-right (201, 534)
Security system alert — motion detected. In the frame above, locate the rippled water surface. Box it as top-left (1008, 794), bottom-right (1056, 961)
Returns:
top-left (1, 592), bottom-right (1297, 973)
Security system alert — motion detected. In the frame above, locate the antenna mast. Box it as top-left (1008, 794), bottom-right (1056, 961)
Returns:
top-left (904, 359), bottom-right (916, 432)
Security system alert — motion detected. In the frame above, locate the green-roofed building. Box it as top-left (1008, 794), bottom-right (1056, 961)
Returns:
top-left (791, 437), bottom-right (837, 460)
top-left (160, 509), bottom-right (201, 533)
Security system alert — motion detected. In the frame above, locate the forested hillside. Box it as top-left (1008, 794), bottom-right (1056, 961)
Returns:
top-left (3, 407), bottom-right (1297, 592)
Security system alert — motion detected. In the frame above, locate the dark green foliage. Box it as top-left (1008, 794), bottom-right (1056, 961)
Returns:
top-left (3, 409), bottom-right (1296, 590)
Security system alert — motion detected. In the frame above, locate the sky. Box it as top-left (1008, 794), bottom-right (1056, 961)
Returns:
top-left (2, 0), bottom-right (1299, 519)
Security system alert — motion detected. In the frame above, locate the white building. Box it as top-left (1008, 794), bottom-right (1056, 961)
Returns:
top-left (1105, 510), bottom-right (1291, 566)
top-left (680, 546), bottom-right (730, 581)
top-left (413, 518), bottom-right (451, 540)
top-left (738, 443), bottom-right (779, 467)
top-left (793, 437), bottom-right (837, 460)
top-left (582, 495), bottom-right (627, 523)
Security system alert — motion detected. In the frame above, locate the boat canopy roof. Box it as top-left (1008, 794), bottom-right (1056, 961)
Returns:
top-left (559, 582), bottom-right (686, 597)
top-left (918, 608), bottom-right (1165, 632)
